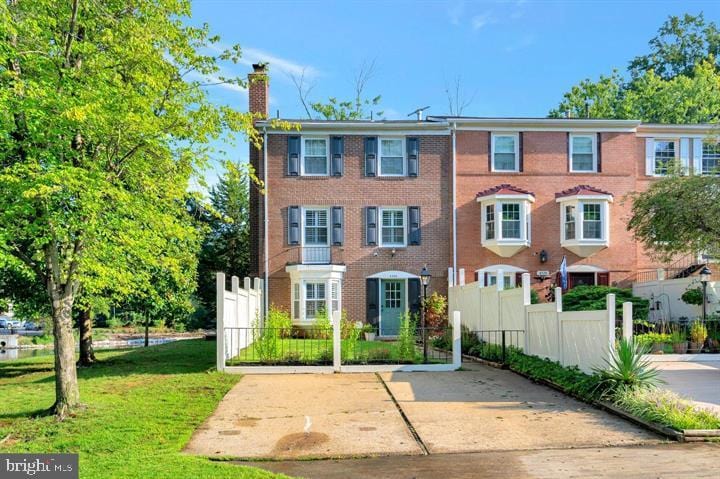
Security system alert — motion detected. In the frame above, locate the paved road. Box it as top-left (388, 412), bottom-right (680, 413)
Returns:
top-left (654, 361), bottom-right (720, 414)
top-left (186, 362), bottom-right (657, 460)
top-left (245, 443), bottom-right (720, 479)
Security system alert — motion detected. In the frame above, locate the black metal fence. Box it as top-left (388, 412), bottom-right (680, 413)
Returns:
top-left (224, 326), bottom-right (334, 366)
top-left (467, 330), bottom-right (525, 365)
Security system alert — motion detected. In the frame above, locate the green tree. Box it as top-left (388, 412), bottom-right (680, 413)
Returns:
top-left (0, 0), bottom-right (260, 417)
top-left (562, 285), bottom-right (650, 322)
top-left (195, 162), bottom-right (251, 324)
top-left (627, 174), bottom-right (720, 262)
top-left (549, 13), bottom-right (720, 123)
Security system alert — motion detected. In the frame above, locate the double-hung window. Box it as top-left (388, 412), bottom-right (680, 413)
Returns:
top-left (305, 282), bottom-right (326, 319)
top-left (379, 138), bottom-right (405, 176)
top-left (564, 205), bottom-right (576, 240)
top-left (570, 135), bottom-right (596, 172)
top-left (702, 141), bottom-right (720, 175)
top-left (501, 203), bottom-right (521, 239)
top-left (484, 205), bottom-right (495, 240)
top-left (380, 208), bottom-right (406, 246)
top-left (491, 134), bottom-right (519, 172)
top-left (302, 137), bottom-right (329, 175)
top-left (304, 209), bottom-right (328, 245)
top-left (653, 140), bottom-right (676, 176)
top-left (582, 203), bottom-right (602, 239)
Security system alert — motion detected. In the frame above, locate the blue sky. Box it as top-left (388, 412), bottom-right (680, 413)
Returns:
top-left (189, 0), bottom-right (720, 188)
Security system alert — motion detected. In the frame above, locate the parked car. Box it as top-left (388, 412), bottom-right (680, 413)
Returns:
top-left (0, 318), bottom-right (7, 329)
top-left (22, 321), bottom-right (42, 331)
top-left (0, 317), bottom-right (22, 329)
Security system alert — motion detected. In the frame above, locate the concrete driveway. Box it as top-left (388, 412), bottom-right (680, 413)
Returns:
top-left (185, 363), bottom-right (658, 460)
top-left (654, 361), bottom-right (720, 414)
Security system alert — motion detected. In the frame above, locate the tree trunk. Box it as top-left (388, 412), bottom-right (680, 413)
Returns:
top-left (51, 291), bottom-right (80, 419)
top-left (144, 311), bottom-right (149, 347)
top-left (78, 307), bottom-right (96, 366)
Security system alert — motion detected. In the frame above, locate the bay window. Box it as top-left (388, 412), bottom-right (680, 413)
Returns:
top-left (477, 188), bottom-right (534, 257)
top-left (557, 190), bottom-right (612, 257)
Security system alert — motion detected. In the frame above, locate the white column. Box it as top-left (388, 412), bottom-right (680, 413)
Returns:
top-left (458, 268), bottom-right (465, 286)
top-left (657, 268), bottom-right (665, 281)
top-left (332, 310), bottom-right (341, 372)
top-left (448, 267), bottom-right (455, 287)
top-left (452, 310), bottom-right (462, 369)
top-left (496, 268), bottom-right (505, 291)
top-left (555, 287), bottom-right (563, 312)
top-left (244, 277), bottom-right (252, 328)
top-left (231, 276), bottom-right (240, 293)
top-left (622, 301), bottom-right (633, 342)
top-left (216, 273), bottom-right (226, 372)
top-left (555, 286), bottom-right (563, 365)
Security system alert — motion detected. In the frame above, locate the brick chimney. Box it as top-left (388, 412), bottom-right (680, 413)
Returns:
top-left (248, 63), bottom-right (268, 118)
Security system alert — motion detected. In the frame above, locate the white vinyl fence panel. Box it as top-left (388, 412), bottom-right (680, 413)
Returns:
top-left (216, 273), bottom-right (264, 371)
top-left (449, 272), bottom-right (622, 374)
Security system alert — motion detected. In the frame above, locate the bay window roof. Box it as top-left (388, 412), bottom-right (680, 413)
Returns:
top-left (556, 185), bottom-right (612, 257)
top-left (477, 184), bottom-right (534, 257)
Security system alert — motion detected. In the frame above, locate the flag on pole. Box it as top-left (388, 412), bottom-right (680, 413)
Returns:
top-left (560, 255), bottom-right (568, 290)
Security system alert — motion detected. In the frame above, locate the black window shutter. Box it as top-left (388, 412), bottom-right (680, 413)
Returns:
top-left (408, 278), bottom-right (421, 316)
top-left (366, 278), bottom-right (379, 327)
top-left (408, 206), bottom-right (421, 245)
top-left (331, 206), bottom-right (344, 246)
top-left (518, 132), bottom-right (524, 172)
top-left (365, 137), bottom-right (378, 176)
top-left (515, 272), bottom-right (523, 287)
top-left (407, 137), bottom-right (419, 177)
top-left (597, 133), bottom-right (602, 172)
top-left (474, 271), bottom-right (479, 282)
top-left (331, 136), bottom-right (344, 176)
top-left (288, 136), bottom-right (300, 176)
top-left (288, 206), bottom-right (300, 245)
top-left (567, 132), bottom-right (571, 172)
top-left (487, 132), bottom-right (492, 171)
top-left (365, 206), bottom-right (377, 246)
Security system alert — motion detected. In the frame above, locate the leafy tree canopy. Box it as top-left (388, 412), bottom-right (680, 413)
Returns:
top-left (562, 285), bottom-right (649, 322)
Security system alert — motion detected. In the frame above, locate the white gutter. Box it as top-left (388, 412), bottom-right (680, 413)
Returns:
top-left (451, 122), bottom-right (457, 286)
top-left (263, 127), bottom-right (269, 316)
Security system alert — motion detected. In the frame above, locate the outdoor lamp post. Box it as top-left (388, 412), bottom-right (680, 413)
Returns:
top-left (420, 265), bottom-right (431, 362)
top-left (700, 266), bottom-right (712, 323)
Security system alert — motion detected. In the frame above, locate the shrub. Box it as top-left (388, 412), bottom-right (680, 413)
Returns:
top-left (341, 319), bottom-right (361, 361)
top-left (613, 386), bottom-right (720, 431)
top-left (396, 312), bottom-right (417, 362)
top-left (562, 285), bottom-right (649, 321)
top-left (423, 291), bottom-right (448, 335)
top-left (266, 305), bottom-right (293, 337)
top-left (595, 339), bottom-right (661, 393)
top-left (530, 288), bottom-right (540, 304)
top-left (635, 332), bottom-right (672, 347)
top-left (689, 320), bottom-right (708, 343)
top-left (367, 347), bottom-right (392, 363)
top-left (668, 329), bottom-right (687, 344)
top-left (681, 287), bottom-right (704, 306)
top-left (311, 307), bottom-right (332, 339)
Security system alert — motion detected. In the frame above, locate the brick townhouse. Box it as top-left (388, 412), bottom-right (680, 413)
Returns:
top-left (247, 63), bottom-right (718, 333)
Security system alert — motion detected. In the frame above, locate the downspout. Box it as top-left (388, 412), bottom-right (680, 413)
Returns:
top-left (263, 127), bottom-right (269, 317)
top-left (452, 122), bottom-right (458, 286)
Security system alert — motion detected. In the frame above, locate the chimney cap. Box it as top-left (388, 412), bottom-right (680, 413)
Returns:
top-left (252, 63), bottom-right (268, 73)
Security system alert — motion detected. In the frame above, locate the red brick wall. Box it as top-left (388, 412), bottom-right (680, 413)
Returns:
top-left (454, 130), bottom-right (664, 293)
top-left (259, 134), bottom-right (452, 321)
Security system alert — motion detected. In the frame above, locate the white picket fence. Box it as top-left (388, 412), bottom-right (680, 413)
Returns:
top-left (449, 271), bottom-right (633, 373)
top-left (216, 273), bottom-right (264, 371)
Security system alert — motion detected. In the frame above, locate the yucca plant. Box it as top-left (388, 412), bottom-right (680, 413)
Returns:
top-left (595, 338), bottom-right (662, 393)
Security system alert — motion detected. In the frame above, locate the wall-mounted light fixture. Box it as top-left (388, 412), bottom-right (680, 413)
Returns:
top-left (539, 250), bottom-right (548, 263)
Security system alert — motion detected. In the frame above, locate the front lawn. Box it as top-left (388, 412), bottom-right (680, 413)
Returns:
top-left (0, 340), bottom-right (287, 479)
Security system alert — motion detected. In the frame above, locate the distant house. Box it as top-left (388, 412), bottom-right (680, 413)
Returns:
top-left (246, 63), bottom-right (718, 333)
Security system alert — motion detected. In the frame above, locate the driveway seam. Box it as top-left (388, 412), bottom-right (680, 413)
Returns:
top-left (375, 372), bottom-right (430, 456)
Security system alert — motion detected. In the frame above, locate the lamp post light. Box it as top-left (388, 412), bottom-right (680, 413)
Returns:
top-left (700, 266), bottom-right (712, 324)
top-left (419, 265), bottom-right (431, 363)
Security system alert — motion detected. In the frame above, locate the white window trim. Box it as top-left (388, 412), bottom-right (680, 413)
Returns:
top-left (301, 206), bottom-right (330, 247)
top-left (700, 139), bottom-right (720, 176)
top-left (558, 197), bottom-right (611, 245)
top-left (651, 138), bottom-right (679, 177)
top-left (378, 207), bottom-right (407, 248)
top-left (378, 137), bottom-right (406, 177)
top-left (303, 280), bottom-right (328, 321)
top-left (491, 132), bottom-right (520, 172)
top-left (300, 136), bottom-right (330, 176)
top-left (569, 134), bottom-right (597, 173)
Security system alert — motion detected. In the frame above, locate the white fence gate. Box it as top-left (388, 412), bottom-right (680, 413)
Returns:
top-left (449, 271), bottom-right (633, 374)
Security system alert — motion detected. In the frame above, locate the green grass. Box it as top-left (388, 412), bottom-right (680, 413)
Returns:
top-left (0, 340), bottom-right (287, 479)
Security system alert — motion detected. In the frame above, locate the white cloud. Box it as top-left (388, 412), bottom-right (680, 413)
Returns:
top-left (471, 12), bottom-right (496, 31)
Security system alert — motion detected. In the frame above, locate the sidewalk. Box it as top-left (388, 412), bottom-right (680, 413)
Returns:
top-left (653, 361), bottom-right (720, 414)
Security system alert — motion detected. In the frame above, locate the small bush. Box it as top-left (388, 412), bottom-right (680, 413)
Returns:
top-left (613, 386), bottom-right (720, 431)
top-left (595, 339), bottom-right (661, 393)
top-left (311, 308), bottom-right (332, 339)
top-left (266, 305), bottom-right (293, 337)
top-left (635, 332), bottom-right (672, 347)
top-left (396, 312), bottom-right (417, 362)
top-left (681, 287), bottom-right (704, 306)
top-left (367, 347), bottom-right (392, 362)
top-left (689, 320), bottom-right (708, 343)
